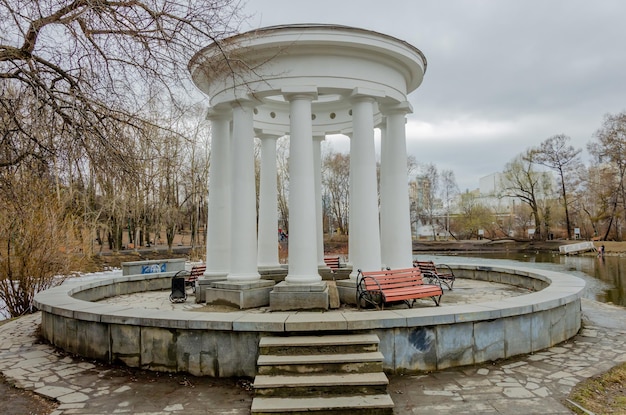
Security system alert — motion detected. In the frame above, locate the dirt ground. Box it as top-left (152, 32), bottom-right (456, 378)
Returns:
top-left (0, 369), bottom-right (59, 414)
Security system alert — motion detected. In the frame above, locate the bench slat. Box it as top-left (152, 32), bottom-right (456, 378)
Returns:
top-left (324, 257), bottom-right (342, 272)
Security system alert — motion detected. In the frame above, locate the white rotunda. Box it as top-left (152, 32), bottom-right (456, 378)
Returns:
top-left (189, 24), bottom-right (427, 310)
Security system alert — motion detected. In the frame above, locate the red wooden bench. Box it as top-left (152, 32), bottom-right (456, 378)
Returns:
top-left (324, 256), bottom-right (342, 272)
top-left (173, 264), bottom-right (206, 293)
top-left (356, 267), bottom-right (443, 310)
top-left (413, 260), bottom-right (456, 290)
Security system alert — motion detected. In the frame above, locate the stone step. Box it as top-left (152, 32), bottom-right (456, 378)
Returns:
top-left (257, 351), bottom-right (384, 375)
top-left (260, 334), bottom-right (379, 347)
top-left (258, 351), bottom-right (384, 366)
top-left (253, 372), bottom-right (389, 397)
top-left (250, 394), bottom-right (394, 415)
top-left (259, 334), bottom-right (380, 356)
top-left (253, 334), bottom-right (393, 413)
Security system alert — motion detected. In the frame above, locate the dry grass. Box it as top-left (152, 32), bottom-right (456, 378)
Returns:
top-left (568, 362), bottom-right (626, 414)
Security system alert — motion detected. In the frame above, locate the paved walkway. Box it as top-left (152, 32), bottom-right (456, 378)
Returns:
top-left (1, 298), bottom-right (625, 414)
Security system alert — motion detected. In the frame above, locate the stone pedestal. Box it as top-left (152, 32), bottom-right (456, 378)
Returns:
top-left (336, 279), bottom-right (357, 306)
top-left (269, 281), bottom-right (329, 311)
top-left (195, 275), bottom-right (228, 303)
top-left (205, 280), bottom-right (275, 309)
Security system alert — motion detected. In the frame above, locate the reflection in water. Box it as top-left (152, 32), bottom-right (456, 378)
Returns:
top-left (413, 252), bottom-right (624, 306)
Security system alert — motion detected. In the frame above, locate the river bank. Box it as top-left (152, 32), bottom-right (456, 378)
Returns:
top-left (92, 238), bottom-right (626, 270)
top-left (412, 239), bottom-right (626, 254)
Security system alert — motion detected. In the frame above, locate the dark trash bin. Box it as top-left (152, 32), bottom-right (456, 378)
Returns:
top-left (169, 276), bottom-right (187, 303)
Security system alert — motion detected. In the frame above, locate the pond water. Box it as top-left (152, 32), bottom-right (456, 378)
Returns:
top-left (415, 252), bottom-right (625, 307)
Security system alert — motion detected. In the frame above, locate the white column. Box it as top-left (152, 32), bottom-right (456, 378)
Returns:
top-left (313, 135), bottom-right (326, 266)
top-left (349, 93), bottom-right (382, 274)
top-left (378, 118), bottom-right (390, 268)
top-left (257, 133), bottom-right (281, 268)
top-left (380, 102), bottom-right (414, 269)
top-left (228, 101), bottom-right (261, 281)
top-left (346, 132), bottom-right (354, 270)
top-left (204, 107), bottom-right (231, 277)
top-left (283, 88), bottom-right (322, 284)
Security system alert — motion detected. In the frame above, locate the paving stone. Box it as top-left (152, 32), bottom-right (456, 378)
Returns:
top-left (548, 370), bottom-right (573, 379)
top-left (503, 387), bottom-right (535, 398)
top-left (422, 389), bottom-right (456, 396)
top-left (34, 385), bottom-right (77, 399)
top-left (163, 403), bottom-right (184, 411)
top-left (525, 382), bottom-right (540, 390)
top-left (113, 385), bottom-right (132, 393)
top-left (57, 403), bottom-right (87, 409)
top-left (533, 386), bottom-right (551, 397)
top-left (57, 392), bottom-right (90, 404)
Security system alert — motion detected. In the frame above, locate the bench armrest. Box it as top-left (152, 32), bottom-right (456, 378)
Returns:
top-left (436, 263), bottom-right (455, 276)
top-left (421, 270), bottom-right (443, 288)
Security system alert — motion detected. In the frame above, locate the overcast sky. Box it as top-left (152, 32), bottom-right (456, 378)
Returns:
top-left (239, 0), bottom-right (626, 191)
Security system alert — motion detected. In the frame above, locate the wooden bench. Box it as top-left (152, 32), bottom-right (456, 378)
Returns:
top-left (413, 260), bottom-right (456, 290)
top-left (174, 264), bottom-right (206, 293)
top-left (356, 267), bottom-right (443, 310)
top-left (324, 256), bottom-right (342, 272)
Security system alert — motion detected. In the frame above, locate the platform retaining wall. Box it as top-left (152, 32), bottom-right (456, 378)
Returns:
top-left (34, 264), bottom-right (584, 377)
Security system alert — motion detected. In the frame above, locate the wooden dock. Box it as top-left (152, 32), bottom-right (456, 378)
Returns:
top-left (559, 241), bottom-right (596, 255)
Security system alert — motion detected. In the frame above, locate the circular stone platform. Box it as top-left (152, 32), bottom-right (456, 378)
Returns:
top-left (34, 263), bottom-right (584, 377)
top-left (97, 278), bottom-right (531, 312)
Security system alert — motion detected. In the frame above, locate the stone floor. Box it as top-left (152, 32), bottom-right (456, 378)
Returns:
top-left (97, 277), bottom-right (532, 312)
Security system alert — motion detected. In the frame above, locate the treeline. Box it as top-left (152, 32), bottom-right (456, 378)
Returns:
top-left (0, 0), bottom-right (243, 317)
top-left (416, 112), bottom-right (626, 242)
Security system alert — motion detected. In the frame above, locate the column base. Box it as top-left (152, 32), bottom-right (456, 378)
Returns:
top-left (257, 264), bottom-right (287, 271)
top-left (205, 280), bottom-right (275, 309)
top-left (195, 274), bottom-right (228, 303)
top-left (336, 279), bottom-right (357, 306)
top-left (269, 281), bottom-right (329, 311)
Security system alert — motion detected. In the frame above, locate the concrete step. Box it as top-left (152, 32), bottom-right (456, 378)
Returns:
top-left (259, 334), bottom-right (380, 356)
top-left (260, 334), bottom-right (380, 347)
top-left (253, 372), bottom-right (389, 397)
top-left (251, 394), bottom-right (394, 415)
top-left (253, 333), bottom-right (394, 413)
top-left (258, 351), bottom-right (384, 366)
top-left (257, 351), bottom-right (384, 375)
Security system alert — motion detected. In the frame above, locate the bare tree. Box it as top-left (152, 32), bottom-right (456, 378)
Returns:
top-left (588, 112), bottom-right (626, 241)
top-left (576, 164), bottom-right (614, 239)
top-left (276, 137), bottom-right (290, 234)
top-left (534, 134), bottom-right (582, 239)
top-left (0, 169), bottom-right (87, 317)
top-left (501, 151), bottom-right (553, 240)
top-left (0, 1), bottom-right (242, 314)
top-left (322, 151), bottom-right (350, 235)
top-left (416, 163), bottom-right (440, 239)
top-left (451, 191), bottom-right (494, 240)
top-left (0, 0), bottom-right (242, 170)
top-left (440, 169), bottom-right (458, 240)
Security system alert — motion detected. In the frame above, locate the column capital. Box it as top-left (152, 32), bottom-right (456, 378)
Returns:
top-left (230, 97), bottom-right (261, 110)
top-left (255, 130), bottom-right (281, 141)
top-left (349, 87), bottom-right (385, 103)
top-left (205, 105), bottom-right (232, 120)
top-left (376, 117), bottom-right (387, 130)
top-left (281, 86), bottom-right (318, 101)
top-left (380, 101), bottom-right (413, 115)
top-left (312, 134), bottom-right (326, 143)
